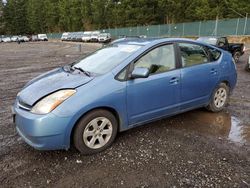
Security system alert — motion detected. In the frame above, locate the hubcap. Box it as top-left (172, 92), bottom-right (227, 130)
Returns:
top-left (214, 88), bottom-right (227, 108)
top-left (234, 52), bottom-right (240, 62)
top-left (83, 117), bottom-right (113, 149)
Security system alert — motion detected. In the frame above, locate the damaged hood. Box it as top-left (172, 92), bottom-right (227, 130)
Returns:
top-left (18, 67), bottom-right (93, 106)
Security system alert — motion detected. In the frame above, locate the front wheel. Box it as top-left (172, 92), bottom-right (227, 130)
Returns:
top-left (207, 83), bottom-right (229, 112)
top-left (73, 109), bottom-right (118, 154)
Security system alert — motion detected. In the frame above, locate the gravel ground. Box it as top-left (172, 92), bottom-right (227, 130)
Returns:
top-left (0, 41), bottom-right (249, 187)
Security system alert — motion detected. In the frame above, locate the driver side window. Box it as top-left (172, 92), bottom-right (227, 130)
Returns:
top-left (134, 44), bottom-right (176, 75)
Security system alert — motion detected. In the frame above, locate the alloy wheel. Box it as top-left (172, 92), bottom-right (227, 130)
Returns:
top-left (214, 88), bottom-right (227, 108)
top-left (83, 117), bottom-right (113, 149)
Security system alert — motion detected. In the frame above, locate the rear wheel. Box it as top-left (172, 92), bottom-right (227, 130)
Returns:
top-left (233, 51), bottom-right (241, 63)
top-left (207, 83), bottom-right (229, 112)
top-left (245, 63), bottom-right (250, 72)
top-left (73, 109), bottom-right (118, 154)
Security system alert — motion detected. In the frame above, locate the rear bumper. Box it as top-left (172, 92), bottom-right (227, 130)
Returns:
top-left (14, 105), bottom-right (72, 150)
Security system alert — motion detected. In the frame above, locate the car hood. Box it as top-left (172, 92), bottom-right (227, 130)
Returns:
top-left (18, 67), bottom-right (94, 106)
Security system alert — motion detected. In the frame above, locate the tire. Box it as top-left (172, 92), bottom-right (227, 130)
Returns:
top-left (207, 83), bottom-right (229, 112)
top-left (245, 63), bottom-right (250, 72)
top-left (73, 109), bottom-right (118, 155)
top-left (233, 51), bottom-right (241, 63)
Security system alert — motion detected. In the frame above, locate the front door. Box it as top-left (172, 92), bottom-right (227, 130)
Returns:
top-left (126, 44), bottom-right (181, 126)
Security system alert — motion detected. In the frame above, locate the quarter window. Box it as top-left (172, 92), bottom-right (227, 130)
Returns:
top-left (135, 44), bottom-right (176, 75)
top-left (208, 48), bottom-right (221, 61)
top-left (179, 43), bottom-right (209, 67)
top-left (116, 68), bottom-right (127, 81)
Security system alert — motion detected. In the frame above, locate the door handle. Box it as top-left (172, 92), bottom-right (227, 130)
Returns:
top-left (210, 68), bottom-right (217, 74)
top-left (169, 77), bottom-right (179, 84)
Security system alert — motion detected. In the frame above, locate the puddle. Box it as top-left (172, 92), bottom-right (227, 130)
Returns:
top-left (173, 110), bottom-right (250, 145)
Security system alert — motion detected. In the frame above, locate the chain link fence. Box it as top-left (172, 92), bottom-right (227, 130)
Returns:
top-left (47, 17), bottom-right (250, 39)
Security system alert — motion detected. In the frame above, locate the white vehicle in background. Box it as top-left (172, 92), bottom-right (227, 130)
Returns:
top-left (90, 31), bottom-right (100, 42)
top-left (38, 34), bottom-right (48, 41)
top-left (98, 33), bottom-right (111, 43)
top-left (11, 36), bottom-right (19, 42)
top-left (19, 36), bottom-right (29, 42)
top-left (61, 32), bottom-right (69, 41)
top-left (2, 37), bottom-right (11, 43)
top-left (82, 31), bottom-right (92, 42)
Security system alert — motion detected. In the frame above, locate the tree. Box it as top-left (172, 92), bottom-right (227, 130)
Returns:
top-left (1, 0), bottom-right (250, 34)
top-left (0, 2), bottom-right (4, 34)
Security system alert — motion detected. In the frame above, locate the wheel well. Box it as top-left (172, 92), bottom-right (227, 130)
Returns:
top-left (70, 107), bottom-right (120, 147)
top-left (221, 80), bottom-right (230, 89)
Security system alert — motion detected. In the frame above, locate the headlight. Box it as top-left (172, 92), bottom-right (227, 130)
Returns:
top-left (31, 89), bottom-right (76, 115)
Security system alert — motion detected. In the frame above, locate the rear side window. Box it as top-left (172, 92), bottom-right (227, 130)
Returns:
top-left (208, 48), bottom-right (221, 61)
top-left (217, 37), bottom-right (226, 47)
top-left (179, 43), bottom-right (209, 68)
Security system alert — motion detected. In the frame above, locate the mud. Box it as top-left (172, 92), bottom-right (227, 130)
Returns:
top-left (0, 41), bottom-right (249, 187)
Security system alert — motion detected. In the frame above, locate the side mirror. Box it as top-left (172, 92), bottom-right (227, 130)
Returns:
top-left (130, 67), bottom-right (150, 79)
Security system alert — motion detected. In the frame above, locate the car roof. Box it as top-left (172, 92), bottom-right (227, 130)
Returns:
top-left (198, 36), bottom-right (226, 39)
top-left (112, 37), bottom-right (207, 46)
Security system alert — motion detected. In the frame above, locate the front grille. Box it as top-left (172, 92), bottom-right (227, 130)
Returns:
top-left (17, 99), bottom-right (32, 111)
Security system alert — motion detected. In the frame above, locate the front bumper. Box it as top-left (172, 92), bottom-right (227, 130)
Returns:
top-left (13, 105), bottom-right (72, 150)
top-left (99, 38), bottom-right (110, 43)
top-left (90, 38), bottom-right (98, 42)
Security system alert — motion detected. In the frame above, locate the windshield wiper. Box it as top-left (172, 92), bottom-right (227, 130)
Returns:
top-left (63, 64), bottom-right (74, 72)
top-left (73, 66), bottom-right (91, 77)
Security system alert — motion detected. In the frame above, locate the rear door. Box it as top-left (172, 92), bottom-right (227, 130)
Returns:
top-left (177, 42), bottom-right (220, 110)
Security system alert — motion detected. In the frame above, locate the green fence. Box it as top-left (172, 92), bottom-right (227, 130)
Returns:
top-left (47, 17), bottom-right (250, 39)
top-left (47, 33), bottom-right (62, 39)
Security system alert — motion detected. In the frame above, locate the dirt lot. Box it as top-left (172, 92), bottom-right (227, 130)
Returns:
top-left (0, 41), bottom-right (249, 187)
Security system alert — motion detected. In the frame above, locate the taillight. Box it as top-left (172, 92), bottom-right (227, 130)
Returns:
top-left (243, 45), bottom-right (246, 52)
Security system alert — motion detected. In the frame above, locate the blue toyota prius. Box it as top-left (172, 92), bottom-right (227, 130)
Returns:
top-left (13, 38), bottom-right (237, 154)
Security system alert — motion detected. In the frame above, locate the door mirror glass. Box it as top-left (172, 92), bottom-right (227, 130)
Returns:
top-left (131, 67), bottom-right (150, 79)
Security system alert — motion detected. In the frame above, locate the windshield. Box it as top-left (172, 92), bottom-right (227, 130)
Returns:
top-left (197, 37), bottom-right (217, 45)
top-left (83, 34), bottom-right (91, 37)
top-left (73, 44), bottom-right (142, 75)
top-left (100, 34), bottom-right (108, 37)
top-left (39, 34), bottom-right (47, 38)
